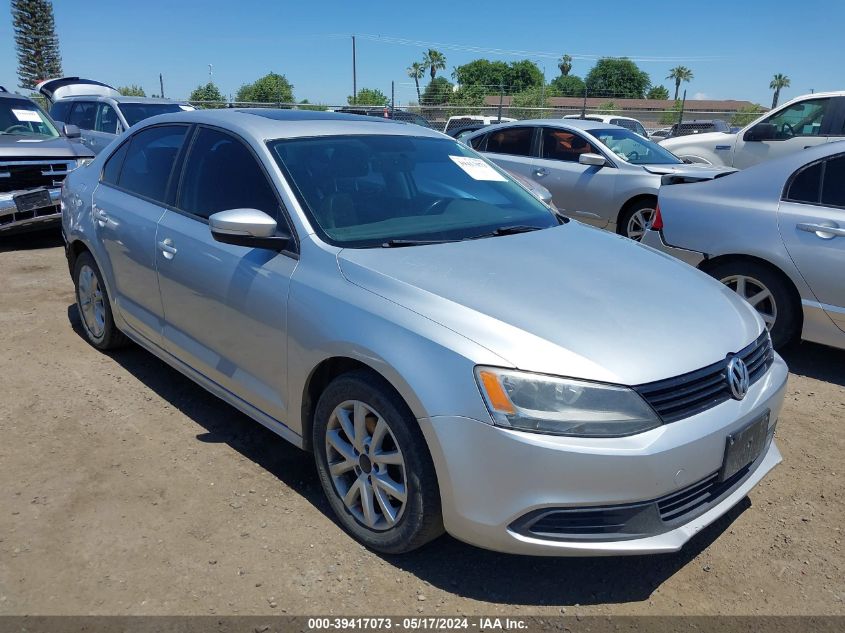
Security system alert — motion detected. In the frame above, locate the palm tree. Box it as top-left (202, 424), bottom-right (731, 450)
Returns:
top-left (770, 73), bottom-right (791, 109)
top-left (407, 62), bottom-right (425, 103)
top-left (558, 54), bottom-right (572, 77)
top-left (666, 66), bottom-right (694, 101)
top-left (422, 49), bottom-right (446, 81)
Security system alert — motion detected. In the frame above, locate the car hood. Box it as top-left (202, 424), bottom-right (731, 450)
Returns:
top-left (661, 131), bottom-right (738, 151)
top-left (0, 135), bottom-right (94, 159)
top-left (337, 223), bottom-right (763, 385)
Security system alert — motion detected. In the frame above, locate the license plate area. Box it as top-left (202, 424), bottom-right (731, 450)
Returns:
top-left (13, 189), bottom-right (53, 213)
top-left (719, 411), bottom-right (770, 482)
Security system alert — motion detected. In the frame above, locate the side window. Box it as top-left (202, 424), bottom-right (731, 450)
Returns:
top-left (178, 127), bottom-right (280, 220)
top-left (118, 125), bottom-right (188, 203)
top-left (67, 101), bottom-right (97, 130)
top-left (101, 141), bottom-right (130, 186)
top-left (765, 98), bottom-right (831, 138)
top-left (469, 134), bottom-right (486, 150)
top-left (785, 161), bottom-right (822, 204)
top-left (95, 103), bottom-right (119, 134)
top-left (50, 101), bottom-right (71, 123)
top-left (485, 127), bottom-right (534, 156)
top-left (821, 155), bottom-right (845, 208)
top-left (541, 128), bottom-right (598, 162)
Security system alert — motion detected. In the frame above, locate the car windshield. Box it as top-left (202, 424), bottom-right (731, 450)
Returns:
top-left (611, 119), bottom-right (648, 137)
top-left (0, 99), bottom-right (60, 138)
top-left (269, 135), bottom-right (559, 248)
top-left (588, 128), bottom-right (682, 165)
top-left (120, 103), bottom-right (188, 127)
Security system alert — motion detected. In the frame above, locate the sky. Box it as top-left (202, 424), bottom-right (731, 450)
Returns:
top-left (1, 0), bottom-right (843, 106)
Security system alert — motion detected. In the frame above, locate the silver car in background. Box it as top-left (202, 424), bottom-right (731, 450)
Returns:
top-left (644, 142), bottom-right (845, 351)
top-left (62, 109), bottom-right (786, 556)
top-left (465, 119), bottom-right (734, 240)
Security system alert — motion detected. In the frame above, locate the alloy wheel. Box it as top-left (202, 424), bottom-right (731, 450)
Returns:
top-left (78, 264), bottom-right (106, 340)
top-left (325, 400), bottom-right (407, 530)
top-left (720, 274), bottom-right (777, 329)
top-left (626, 208), bottom-right (655, 241)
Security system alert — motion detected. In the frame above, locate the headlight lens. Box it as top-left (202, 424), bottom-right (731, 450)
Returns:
top-left (475, 367), bottom-right (661, 437)
top-left (75, 158), bottom-right (93, 169)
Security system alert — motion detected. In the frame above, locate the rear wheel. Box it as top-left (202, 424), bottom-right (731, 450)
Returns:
top-left (312, 370), bottom-right (443, 554)
top-left (705, 259), bottom-right (800, 349)
top-left (618, 199), bottom-right (657, 241)
top-left (73, 251), bottom-right (128, 350)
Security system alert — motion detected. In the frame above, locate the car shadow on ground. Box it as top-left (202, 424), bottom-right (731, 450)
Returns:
top-left (67, 304), bottom-right (752, 607)
top-left (0, 229), bottom-right (64, 253)
top-left (779, 340), bottom-right (845, 388)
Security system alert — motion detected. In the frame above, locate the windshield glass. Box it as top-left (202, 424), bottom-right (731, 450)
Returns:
top-left (269, 135), bottom-right (558, 248)
top-left (611, 118), bottom-right (648, 137)
top-left (588, 128), bottom-right (681, 165)
top-left (0, 99), bottom-right (60, 138)
top-left (120, 103), bottom-right (188, 127)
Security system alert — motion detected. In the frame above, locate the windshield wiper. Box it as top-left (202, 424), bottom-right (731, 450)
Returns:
top-left (469, 225), bottom-right (547, 240)
top-left (381, 238), bottom-right (457, 248)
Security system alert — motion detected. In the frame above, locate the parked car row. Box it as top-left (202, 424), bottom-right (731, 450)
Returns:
top-left (60, 106), bottom-right (788, 558)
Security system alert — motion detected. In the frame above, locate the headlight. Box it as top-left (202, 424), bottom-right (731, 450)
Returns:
top-left (475, 367), bottom-right (661, 437)
top-left (75, 158), bottom-right (93, 169)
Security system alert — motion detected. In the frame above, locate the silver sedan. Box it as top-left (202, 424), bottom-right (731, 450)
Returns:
top-left (62, 109), bottom-right (786, 556)
top-left (644, 141), bottom-right (845, 351)
top-left (465, 119), bottom-right (734, 240)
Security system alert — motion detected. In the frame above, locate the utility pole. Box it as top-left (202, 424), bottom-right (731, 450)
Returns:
top-left (352, 35), bottom-right (357, 105)
top-left (581, 86), bottom-right (587, 118)
top-left (677, 89), bottom-right (687, 131)
top-left (391, 81), bottom-right (395, 117)
top-left (497, 82), bottom-right (504, 123)
top-left (159, 73), bottom-right (164, 98)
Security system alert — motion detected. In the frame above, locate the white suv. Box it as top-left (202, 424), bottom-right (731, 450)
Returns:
top-left (660, 91), bottom-right (845, 169)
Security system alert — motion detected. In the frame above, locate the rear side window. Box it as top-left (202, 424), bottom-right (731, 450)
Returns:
top-left (95, 103), bottom-right (119, 134)
top-left (469, 134), bottom-right (486, 149)
top-left (785, 161), bottom-right (822, 204)
top-left (178, 127), bottom-right (279, 220)
top-left (821, 155), bottom-right (845, 208)
top-left (101, 141), bottom-right (130, 186)
top-left (50, 101), bottom-right (71, 123)
top-left (67, 101), bottom-right (97, 130)
top-left (118, 125), bottom-right (188, 203)
top-left (485, 127), bottom-right (534, 156)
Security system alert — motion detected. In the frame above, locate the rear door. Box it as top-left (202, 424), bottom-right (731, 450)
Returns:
top-left (92, 124), bottom-right (189, 345)
top-left (479, 126), bottom-right (538, 182)
top-left (65, 101), bottom-right (99, 151)
top-left (778, 152), bottom-right (845, 331)
top-left (155, 126), bottom-right (297, 422)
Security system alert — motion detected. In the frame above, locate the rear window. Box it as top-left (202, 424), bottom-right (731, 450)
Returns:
top-left (821, 155), bottom-right (845, 208)
top-left (119, 103), bottom-right (186, 127)
top-left (485, 127), bottom-right (534, 156)
top-left (785, 161), bottom-right (822, 204)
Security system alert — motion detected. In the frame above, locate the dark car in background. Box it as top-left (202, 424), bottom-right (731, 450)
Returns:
top-left (0, 86), bottom-right (93, 235)
top-left (334, 106), bottom-right (432, 128)
top-left (663, 119), bottom-right (731, 140)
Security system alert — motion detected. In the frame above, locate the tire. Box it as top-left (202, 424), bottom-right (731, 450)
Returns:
top-left (617, 198), bottom-right (658, 241)
top-left (312, 369), bottom-right (443, 554)
top-left (704, 259), bottom-right (800, 349)
top-left (73, 251), bottom-right (128, 350)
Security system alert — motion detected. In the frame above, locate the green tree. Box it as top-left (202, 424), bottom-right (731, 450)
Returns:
top-left (448, 84), bottom-right (487, 109)
top-left (421, 77), bottom-right (453, 105)
top-left (452, 59), bottom-right (543, 94)
top-left (118, 84), bottom-right (146, 97)
top-left (769, 73), bottom-right (790, 109)
top-left (731, 103), bottom-right (767, 127)
top-left (509, 85), bottom-right (550, 118)
top-left (348, 88), bottom-right (388, 106)
top-left (507, 60), bottom-right (544, 93)
top-left (407, 61), bottom-right (425, 103)
top-left (422, 49), bottom-right (447, 81)
top-left (586, 58), bottom-right (651, 99)
top-left (548, 74), bottom-right (585, 97)
top-left (659, 100), bottom-right (683, 125)
top-left (298, 99), bottom-right (327, 112)
top-left (646, 85), bottom-right (670, 100)
top-left (557, 54), bottom-right (573, 77)
top-left (597, 101), bottom-right (617, 115)
top-left (666, 66), bottom-right (694, 101)
top-left (11, 0), bottom-right (62, 89)
top-left (189, 82), bottom-right (225, 108)
top-left (236, 72), bottom-right (294, 104)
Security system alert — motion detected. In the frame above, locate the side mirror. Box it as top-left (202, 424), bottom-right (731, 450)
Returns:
top-left (579, 153), bottom-right (606, 167)
top-left (63, 123), bottom-right (81, 138)
top-left (209, 208), bottom-right (289, 250)
top-left (744, 122), bottom-right (776, 142)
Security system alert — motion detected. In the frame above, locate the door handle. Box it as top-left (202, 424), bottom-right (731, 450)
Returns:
top-left (533, 167), bottom-right (548, 177)
top-left (93, 206), bottom-right (110, 227)
top-left (157, 238), bottom-right (178, 259)
top-left (797, 222), bottom-right (845, 239)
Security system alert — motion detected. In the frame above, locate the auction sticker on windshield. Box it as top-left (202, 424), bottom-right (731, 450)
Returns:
top-left (449, 155), bottom-right (507, 181)
top-left (12, 109), bottom-right (42, 123)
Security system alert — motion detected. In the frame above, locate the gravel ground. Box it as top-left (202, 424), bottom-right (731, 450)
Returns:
top-left (0, 231), bottom-right (843, 616)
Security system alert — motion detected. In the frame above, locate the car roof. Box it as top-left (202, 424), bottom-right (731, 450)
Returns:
top-left (0, 91), bottom-right (36, 102)
top-left (473, 118), bottom-right (619, 133)
top-left (563, 114), bottom-right (641, 123)
top-left (130, 108), bottom-right (448, 140)
top-left (59, 95), bottom-right (187, 105)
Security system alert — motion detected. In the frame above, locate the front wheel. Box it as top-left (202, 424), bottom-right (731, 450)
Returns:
top-left (312, 370), bottom-right (443, 554)
top-left (618, 200), bottom-right (657, 241)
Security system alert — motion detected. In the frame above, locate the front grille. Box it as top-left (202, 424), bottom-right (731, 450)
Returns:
top-left (528, 507), bottom-right (641, 536)
top-left (0, 159), bottom-right (74, 194)
top-left (634, 331), bottom-right (773, 423)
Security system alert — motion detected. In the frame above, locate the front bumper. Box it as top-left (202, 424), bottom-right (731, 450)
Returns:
top-left (641, 228), bottom-right (705, 268)
top-left (419, 354), bottom-right (788, 556)
top-left (0, 188), bottom-right (62, 234)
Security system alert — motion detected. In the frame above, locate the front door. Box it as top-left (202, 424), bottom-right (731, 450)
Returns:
top-left (155, 126), bottom-right (297, 423)
top-left (778, 153), bottom-right (845, 331)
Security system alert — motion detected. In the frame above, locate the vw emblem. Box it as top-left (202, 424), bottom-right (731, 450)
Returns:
top-left (726, 356), bottom-right (750, 400)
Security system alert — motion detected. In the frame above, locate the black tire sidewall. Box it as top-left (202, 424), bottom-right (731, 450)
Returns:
top-left (312, 370), bottom-right (442, 554)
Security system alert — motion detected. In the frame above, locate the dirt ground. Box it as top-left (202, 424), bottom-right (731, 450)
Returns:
top-left (0, 231), bottom-right (843, 617)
